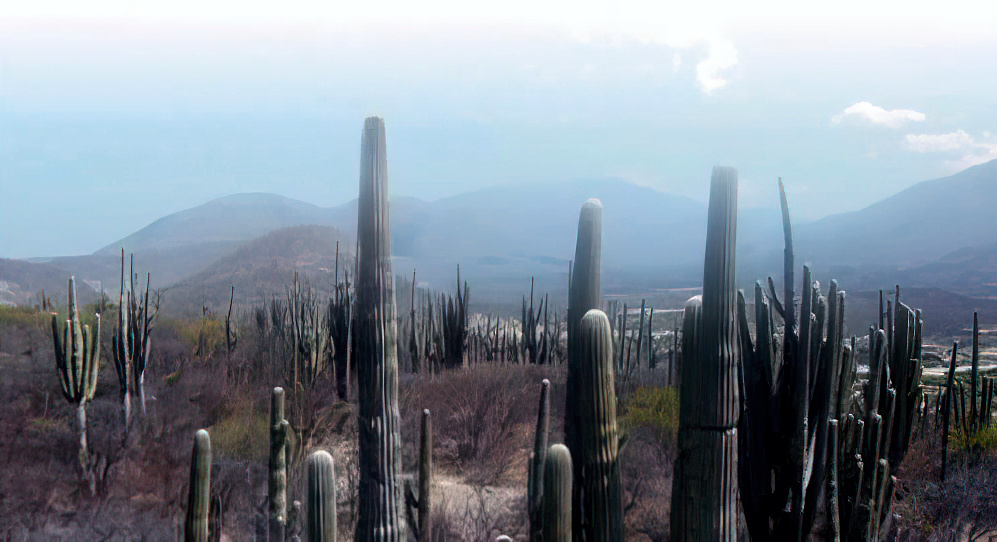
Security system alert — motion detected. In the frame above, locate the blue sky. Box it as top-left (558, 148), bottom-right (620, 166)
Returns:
top-left (2, 0), bottom-right (996, 257)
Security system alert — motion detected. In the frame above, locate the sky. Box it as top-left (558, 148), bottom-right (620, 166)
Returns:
top-left (2, 0), bottom-right (996, 258)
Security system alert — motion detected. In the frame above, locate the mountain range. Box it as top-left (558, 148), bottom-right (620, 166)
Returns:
top-left (3, 159), bottom-right (996, 315)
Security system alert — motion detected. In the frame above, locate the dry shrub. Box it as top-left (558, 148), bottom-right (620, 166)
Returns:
top-left (401, 364), bottom-right (561, 486)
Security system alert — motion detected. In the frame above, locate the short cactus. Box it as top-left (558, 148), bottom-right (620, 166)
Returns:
top-left (185, 429), bottom-right (212, 542)
top-left (305, 450), bottom-right (337, 542)
top-left (270, 387), bottom-right (289, 541)
top-left (542, 444), bottom-right (572, 542)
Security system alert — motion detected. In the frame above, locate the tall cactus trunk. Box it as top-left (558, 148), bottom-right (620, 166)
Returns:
top-left (565, 198), bottom-right (602, 538)
top-left (76, 402), bottom-right (91, 490)
top-left (528, 379), bottom-right (551, 542)
top-left (577, 309), bottom-right (624, 541)
top-left (418, 409), bottom-right (433, 541)
top-left (185, 430), bottom-right (212, 542)
top-left (305, 450), bottom-right (338, 542)
top-left (542, 444), bottom-right (573, 542)
top-left (671, 167), bottom-right (739, 541)
top-left (269, 387), bottom-right (288, 541)
top-left (355, 116), bottom-right (405, 542)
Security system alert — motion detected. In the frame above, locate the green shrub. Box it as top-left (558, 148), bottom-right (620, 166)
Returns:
top-left (951, 425), bottom-right (997, 452)
top-left (210, 406), bottom-right (269, 462)
top-left (619, 386), bottom-right (680, 449)
top-left (0, 305), bottom-right (50, 329)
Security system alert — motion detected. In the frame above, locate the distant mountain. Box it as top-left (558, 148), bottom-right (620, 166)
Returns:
top-left (0, 258), bottom-right (98, 306)
top-left (95, 193), bottom-right (338, 255)
top-left (798, 159), bottom-right (997, 267)
top-left (161, 225), bottom-right (351, 315)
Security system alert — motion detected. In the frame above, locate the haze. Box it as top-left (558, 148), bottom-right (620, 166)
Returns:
top-left (2, 0), bottom-right (996, 258)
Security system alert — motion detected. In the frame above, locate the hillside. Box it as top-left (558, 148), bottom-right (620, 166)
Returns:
top-left (160, 225), bottom-right (352, 315)
top-left (797, 159), bottom-right (997, 267)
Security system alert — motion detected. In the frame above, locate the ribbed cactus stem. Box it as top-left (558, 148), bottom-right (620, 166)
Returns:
top-left (577, 309), bottom-right (623, 541)
top-left (827, 419), bottom-right (841, 541)
top-left (671, 166), bottom-right (739, 541)
top-left (185, 429), bottom-right (212, 542)
top-left (270, 387), bottom-right (288, 541)
top-left (542, 444), bottom-right (572, 542)
top-left (528, 379), bottom-right (550, 542)
top-left (305, 450), bottom-right (337, 542)
top-left (418, 409), bottom-right (433, 541)
top-left (355, 116), bottom-right (404, 541)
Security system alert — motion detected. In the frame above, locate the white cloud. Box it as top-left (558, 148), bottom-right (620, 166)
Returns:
top-left (904, 129), bottom-right (997, 170)
top-left (695, 37), bottom-right (738, 94)
top-left (832, 101), bottom-right (926, 128)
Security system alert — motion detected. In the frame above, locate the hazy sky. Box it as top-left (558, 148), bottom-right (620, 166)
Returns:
top-left (2, 0), bottom-right (996, 257)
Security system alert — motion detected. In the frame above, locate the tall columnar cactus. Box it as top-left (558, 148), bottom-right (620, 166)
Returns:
top-left (185, 429), bottom-right (212, 542)
top-left (112, 250), bottom-right (132, 430)
top-left (270, 387), bottom-right (289, 541)
top-left (671, 166), bottom-right (739, 540)
top-left (577, 309), bottom-right (623, 541)
top-left (355, 116), bottom-right (405, 541)
top-left (527, 379), bottom-right (551, 542)
top-left (542, 444), bottom-right (573, 542)
top-left (565, 198), bottom-right (602, 537)
top-left (51, 276), bottom-right (101, 478)
top-left (418, 409), bottom-right (433, 541)
top-left (305, 450), bottom-right (337, 542)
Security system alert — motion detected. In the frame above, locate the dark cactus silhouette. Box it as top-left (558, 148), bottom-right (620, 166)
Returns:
top-left (528, 379), bottom-right (551, 542)
top-left (354, 116), bottom-right (405, 541)
top-left (671, 166), bottom-right (739, 540)
top-left (185, 429), bottom-right (212, 542)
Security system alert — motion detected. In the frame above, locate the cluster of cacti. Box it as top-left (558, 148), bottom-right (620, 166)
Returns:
top-left (522, 278), bottom-right (554, 365)
top-left (287, 273), bottom-right (330, 389)
top-left (111, 249), bottom-right (159, 432)
top-left (670, 166), bottom-right (740, 540)
top-left (51, 276), bottom-right (101, 488)
top-left (354, 116), bottom-right (405, 540)
top-left (327, 240), bottom-right (354, 400)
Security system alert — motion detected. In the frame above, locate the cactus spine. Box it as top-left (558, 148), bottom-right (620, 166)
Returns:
top-left (305, 450), bottom-right (337, 542)
top-left (270, 387), bottom-right (289, 541)
top-left (51, 276), bottom-right (101, 482)
top-left (185, 429), bottom-right (212, 542)
top-left (542, 444), bottom-right (573, 542)
top-left (527, 379), bottom-right (550, 542)
top-left (565, 198), bottom-right (602, 537)
top-left (671, 167), bottom-right (739, 540)
top-left (577, 309), bottom-right (623, 541)
top-left (355, 116), bottom-right (405, 541)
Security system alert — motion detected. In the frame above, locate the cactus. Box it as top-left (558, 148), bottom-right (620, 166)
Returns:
top-left (564, 198), bottom-right (602, 537)
top-left (671, 167), bottom-right (739, 541)
top-left (185, 429), bottom-right (212, 542)
top-left (270, 387), bottom-right (289, 541)
top-left (111, 251), bottom-right (158, 425)
top-left (355, 116), bottom-right (405, 541)
top-left (542, 444), bottom-right (572, 542)
top-left (305, 450), bottom-right (337, 542)
top-left (576, 309), bottom-right (623, 541)
top-left (51, 276), bottom-right (101, 481)
top-left (527, 379), bottom-right (550, 542)
top-left (418, 409), bottom-right (433, 541)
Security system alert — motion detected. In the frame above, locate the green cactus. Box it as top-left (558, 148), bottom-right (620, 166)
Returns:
top-left (564, 198), bottom-right (602, 538)
top-left (542, 444), bottom-right (572, 542)
top-left (185, 429), bottom-right (212, 542)
top-left (355, 116), bottom-right (405, 541)
top-left (418, 409), bottom-right (433, 541)
top-left (305, 450), bottom-right (337, 542)
top-left (577, 309), bottom-right (623, 541)
top-left (270, 387), bottom-right (289, 541)
top-left (51, 276), bottom-right (101, 478)
top-left (671, 167), bottom-right (739, 541)
top-left (527, 379), bottom-right (550, 542)
top-left (111, 250), bottom-right (159, 429)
